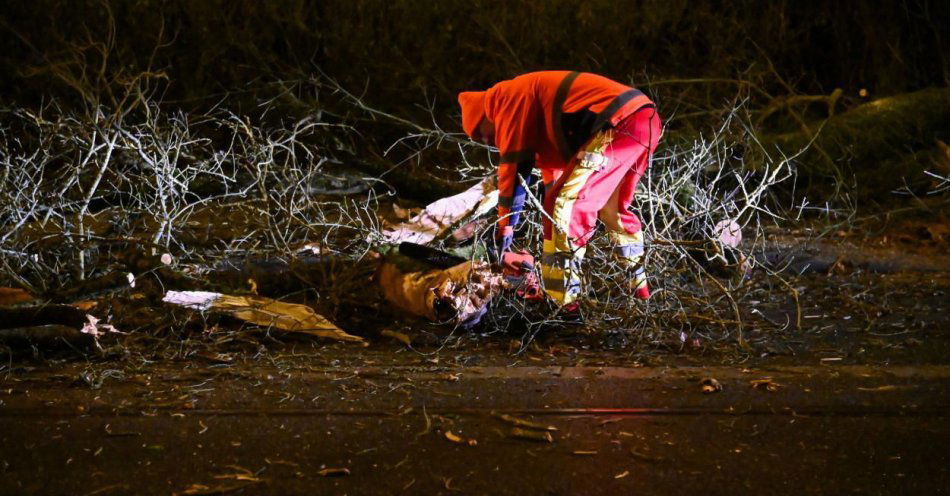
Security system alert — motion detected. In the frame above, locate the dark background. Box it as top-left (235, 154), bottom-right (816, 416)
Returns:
top-left (0, 0), bottom-right (948, 203)
top-left (1, 0), bottom-right (947, 115)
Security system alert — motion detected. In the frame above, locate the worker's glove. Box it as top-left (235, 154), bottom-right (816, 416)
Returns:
top-left (489, 226), bottom-right (514, 263)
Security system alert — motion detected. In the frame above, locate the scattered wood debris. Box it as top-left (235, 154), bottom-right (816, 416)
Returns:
top-left (444, 430), bottom-right (477, 446)
top-left (750, 378), bottom-right (782, 391)
top-left (163, 291), bottom-right (365, 344)
top-left (701, 377), bottom-right (723, 393)
top-left (317, 467), bottom-right (350, 477)
top-left (509, 427), bottom-right (554, 443)
top-left (496, 413), bottom-right (558, 432)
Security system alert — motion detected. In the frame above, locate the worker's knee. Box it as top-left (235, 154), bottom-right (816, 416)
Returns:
top-left (598, 204), bottom-right (623, 232)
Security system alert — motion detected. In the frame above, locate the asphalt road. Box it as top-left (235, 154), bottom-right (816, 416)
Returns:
top-left (2, 364), bottom-right (948, 495)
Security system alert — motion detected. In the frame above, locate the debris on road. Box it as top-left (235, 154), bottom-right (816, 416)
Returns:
top-left (177, 479), bottom-right (261, 496)
top-left (495, 414), bottom-right (558, 432)
top-left (750, 378), bottom-right (782, 391)
top-left (162, 291), bottom-right (366, 343)
top-left (79, 314), bottom-right (120, 338)
top-left (317, 467), bottom-right (351, 477)
top-left (509, 427), bottom-right (554, 443)
top-left (0, 304), bottom-right (118, 347)
top-left (701, 377), bottom-right (723, 393)
top-left (629, 448), bottom-right (663, 462)
top-left (444, 431), bottom-right (478, 446)
top-left (572, 450), bottom-right (598, 456)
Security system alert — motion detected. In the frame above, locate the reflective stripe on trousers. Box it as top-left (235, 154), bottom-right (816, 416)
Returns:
top-left (540, 108), bottom-right (660, 304)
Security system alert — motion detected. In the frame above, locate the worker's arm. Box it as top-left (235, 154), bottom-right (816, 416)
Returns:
top-left (495, 152), bottom-right (536, 254)
top-left (487, 84), bottom-right (539, 258)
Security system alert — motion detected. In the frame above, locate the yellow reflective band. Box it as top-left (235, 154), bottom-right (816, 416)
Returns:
top-left (545, 288), bottom-right (567, 304)
top-left (609, 229), bottom-right (643, 246)
top-left (550, 129), bottom-right (614, 252)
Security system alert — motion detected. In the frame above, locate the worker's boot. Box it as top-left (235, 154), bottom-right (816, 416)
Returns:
top-left (614, 242), bottom-right (650, 300)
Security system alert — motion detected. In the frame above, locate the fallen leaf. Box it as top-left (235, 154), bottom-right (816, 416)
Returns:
top-left (317, 467), bottom-right (350, 477)
top-left (509, 427), bottom-right (553, 443)
top-left (750, 378), bottom-right (782, 392)
top-left (70, 300), bottom-right (98, 311)
top-left (614, 470), bottom-right (630, 479)
top-left (296, 242), bottom-right (325, 256)
top-left (444, 431), bottom-right (477, 446)
top-left (495, 413), bottom-right (558, 432)
top-left (856, 385), bottom-right (903, 392)
top-left (213, 473), bottom-right (262, 482)
top-left (827, 258), bottom-right (850, 275)
top-left (80, 314), bottom-right (120, 338)
top-left (701, 377), bottom-right (722, 394)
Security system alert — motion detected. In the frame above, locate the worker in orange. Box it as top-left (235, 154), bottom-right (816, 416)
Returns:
top-left (458, 71), bottom-right (662, 308)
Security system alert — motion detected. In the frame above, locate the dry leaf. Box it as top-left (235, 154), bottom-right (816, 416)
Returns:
top-left (444, 431), bottom-right (477, 446)
top-left (750, 378), bottom-right (781, 391)
top-left (701, 377), bottom-right (722, 394)
top-left (70, 300), bottom-right (98, 311)
top-left (317, 467), bottom-right (350, 477)
top-left (80, 314), bottom-right (120, 338)
top-left (856, 385), bottom-right (902, 392)
top-left (296, 242), bottom-right (324, 256)
top-left (496, 414), bottom-right (558, 431)
top-left (509, 427), bottom-right (553, 443)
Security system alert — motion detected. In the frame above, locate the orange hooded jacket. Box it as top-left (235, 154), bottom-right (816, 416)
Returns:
top-left (458, 71), bottom-right (654, 237)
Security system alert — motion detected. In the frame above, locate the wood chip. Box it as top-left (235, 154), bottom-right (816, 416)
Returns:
top-left (496, 413), bottom-right (558, 431)
top-left (701, 377), bottom-right (722, 393)
top-left (750, 378), bottom-right (781, 391)
top-left (317, 467), bottom-right (350, 477)
top-left (509, 427), bottom-right (553, 443)
top-left (444, 430), bottom-right (477, 446)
